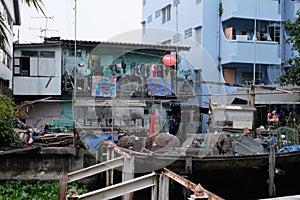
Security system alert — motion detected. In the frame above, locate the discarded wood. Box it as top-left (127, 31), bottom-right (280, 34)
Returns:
top-left (34, 139), bottom-right (73, 147)
top-left (34, 133), bottom-right (74, 142)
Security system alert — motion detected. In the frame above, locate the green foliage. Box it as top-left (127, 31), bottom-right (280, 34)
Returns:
top-left (278, 10), bottom-right (300, 86)
top-left (1, 0), bottom-right (45, 49)
top-left (23, 0), bottom-right (45, 16)
top-left (0, 181), bottom-right (89, 200)
top-left (0, 94), bottom-right (17, 147)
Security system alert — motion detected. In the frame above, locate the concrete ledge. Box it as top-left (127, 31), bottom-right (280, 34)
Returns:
top-left (39, 146), bottom-right (77, 155)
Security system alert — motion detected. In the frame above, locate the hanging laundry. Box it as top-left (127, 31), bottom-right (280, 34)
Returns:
top-left (121, 60), bottom-right (127, 73)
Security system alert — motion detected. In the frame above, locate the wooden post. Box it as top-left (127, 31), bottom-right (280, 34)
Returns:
top-left (268, 145), bottom-right (276, 197)
top-left (122, 156), bottom-right (135, 200)
top-left (106, 146), bottom-right (114, 186)
top-left (185, 156), bottom-right (193, 175)
top-left (96, 147), bottom-right (103, 163)
top-left (159, 174), bottom-right (169, 200)
top-left (158, 174), bottom-right (164, 200)
top-left (250, 86), bottom-right (256, 137)
top-left (151, 175), bottom-right (158, 200)
top-left (58, 172), bottom-right (68, 200)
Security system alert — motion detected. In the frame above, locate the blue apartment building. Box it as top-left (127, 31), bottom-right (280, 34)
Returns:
top-left (142, 0), bottom-right (300, 132)
top-left (142, 0), bottom-right (300, 86)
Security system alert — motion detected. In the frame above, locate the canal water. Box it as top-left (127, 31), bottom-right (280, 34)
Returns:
top-left (93, 166), bottom-right (300, 200)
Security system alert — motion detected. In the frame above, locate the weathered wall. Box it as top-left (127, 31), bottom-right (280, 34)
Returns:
top-left (26, 102), bottom-right (61, 127)
top-left (0, 147), bottom-right (96, 181)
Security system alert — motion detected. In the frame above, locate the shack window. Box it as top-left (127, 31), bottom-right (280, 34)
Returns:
top-left (40, 51), bottom-right (55, 58)
top-left (22, 51), bottom-right (38, 57)
top-left (14, 57), bottom-right (30, 76)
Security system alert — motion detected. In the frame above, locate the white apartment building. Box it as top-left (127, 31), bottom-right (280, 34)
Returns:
top-left (0, 0), bottom-right (20, 94)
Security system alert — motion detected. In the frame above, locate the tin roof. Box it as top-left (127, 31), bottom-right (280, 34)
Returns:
top-left (14, 37), bottom-right (191, 52)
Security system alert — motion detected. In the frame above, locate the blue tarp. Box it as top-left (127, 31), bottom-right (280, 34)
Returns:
top-left (278, 144), bottom-right (300, 153)
top-left (83, 134), bottom-right (114, 152)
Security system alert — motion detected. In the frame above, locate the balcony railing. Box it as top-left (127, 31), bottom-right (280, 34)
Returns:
top-left (221, 0), bottom-right (281, 21)
top-left (221, 39), bottom-right (280, 65)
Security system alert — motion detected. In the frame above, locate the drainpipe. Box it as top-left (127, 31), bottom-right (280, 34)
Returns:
top-left (253, 0), bottom-right (258, 85)
top-left (73, 0), bottom-right (77, 139)
top-left (175, 1), bottom-right (179, 96)
top-left (218, 0), bottom-right (223, 93)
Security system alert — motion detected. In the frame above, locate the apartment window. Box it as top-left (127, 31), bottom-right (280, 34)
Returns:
top-left (143, 0), bottom-right (146, 6)
top-left (195, 26), bottom-right (202, 45)
top-left (268, 25), bottom-right (281, 43)
top-left (1, 51), bottom-right (11, 69)
top-left (196, 0), bottom-right (202, 4)
top-left (173, 33), bottom-right (181, 43)
top-left (147, 15), bottom-right (152, 23)
top-left (7, 56), bottom-right (11, 69)
top-left (184, 28), bottom-right (192, 38)
top-left (155, 10), bottom-right (161, 18)
top-left (2, 51), bottom-right (7, 65)
top-left (162, 5), bottom-right (171, 24)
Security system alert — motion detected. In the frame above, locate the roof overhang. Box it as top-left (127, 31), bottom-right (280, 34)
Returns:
top-left (44, 38), bottom-right (191, 52)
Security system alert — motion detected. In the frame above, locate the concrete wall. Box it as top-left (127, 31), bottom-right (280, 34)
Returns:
top-left (0, 147), bottom-right (96, 182)
top-left (26, 102), bottom-right (61, 127)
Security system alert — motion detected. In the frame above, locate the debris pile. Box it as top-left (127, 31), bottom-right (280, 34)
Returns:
top-left (14, 118), bottom-right (75, 147)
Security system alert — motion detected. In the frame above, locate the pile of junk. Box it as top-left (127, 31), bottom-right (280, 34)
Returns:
top-left (14, 118), bottom-right (75, 147)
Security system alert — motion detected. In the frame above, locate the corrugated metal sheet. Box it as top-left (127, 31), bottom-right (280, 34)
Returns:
top-left (14, 38), bottom-right (191, 52)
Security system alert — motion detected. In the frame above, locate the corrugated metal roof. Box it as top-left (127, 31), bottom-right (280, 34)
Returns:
top-left (14, 37), bottom-right (191, 52)
top-left (213, 86), bottom-right (300, 105)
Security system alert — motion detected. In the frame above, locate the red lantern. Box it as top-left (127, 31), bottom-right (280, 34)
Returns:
top-left (162, 53), bottom-right (176, 66)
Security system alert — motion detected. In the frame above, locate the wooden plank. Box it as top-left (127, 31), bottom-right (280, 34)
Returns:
top-left (269, 146), bottom-right (276, 197)
top-left (58, 172), bottom-right (69, 200)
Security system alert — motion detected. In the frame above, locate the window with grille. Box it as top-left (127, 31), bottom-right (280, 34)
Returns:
top-left (185, 28), bottom-right (192, 38)
top-left (155, 10), bottom-right (161, 18)
top-left (173, 34), bottom-right (181, 43)
top-left (147, 15), bottom-right (152, 23)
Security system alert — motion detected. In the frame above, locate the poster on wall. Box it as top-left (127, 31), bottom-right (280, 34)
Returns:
top-left (147, 77), bottom-right (172, 96)
top-left (92, 76), bottom-right (117, 97)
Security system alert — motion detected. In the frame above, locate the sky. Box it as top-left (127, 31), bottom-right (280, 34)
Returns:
top-left (14, 0), bottom-right (142, 43)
